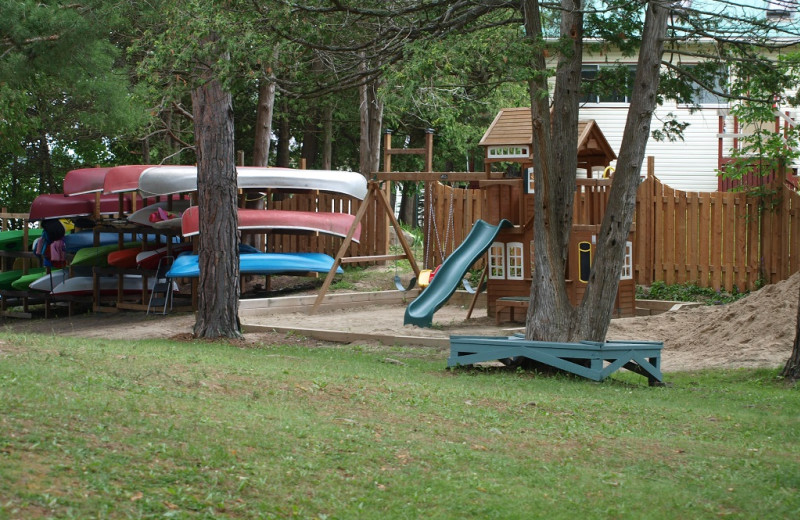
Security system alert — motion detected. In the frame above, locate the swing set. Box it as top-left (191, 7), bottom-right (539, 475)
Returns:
top-left (419, 181), bottom-right (486, 295)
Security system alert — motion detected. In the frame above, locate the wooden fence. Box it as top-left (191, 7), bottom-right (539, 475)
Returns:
top-left (422, 178), bottom-right (615, 268)
top-left (422, 176), bottom-right (800, 292)
top-left (636, 175), bottom-right (800, 292)
top-left (265, 190), bottom-right (388, 263)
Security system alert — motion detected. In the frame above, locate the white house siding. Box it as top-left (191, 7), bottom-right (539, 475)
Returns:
top-left (579, 103), bottom-right (724, 192)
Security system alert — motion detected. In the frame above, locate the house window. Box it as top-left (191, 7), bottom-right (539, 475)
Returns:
top-left (581, 64), bottom-right (636, 104)
top-left (506, 242), bottom-right (524, 280)
top-left (488, 242), bottom-right (505, 279)
top-left (684, 65), bottom-right (728, 106)
top-left (621, 241), bottom-right (633, 280)
top-left (767, 0), bottom-right (796, 19)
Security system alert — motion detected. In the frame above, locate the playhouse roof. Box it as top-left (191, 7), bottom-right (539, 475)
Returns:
top-left (479, 107), bottom-right (617, 162)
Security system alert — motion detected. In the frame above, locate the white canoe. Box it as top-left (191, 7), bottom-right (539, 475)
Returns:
top-left (138, 166), bottom-right (368, 200)
top-left (127, 200), bottom-right (192, 227)
top-left (51, 274), bottom-right (174, 296)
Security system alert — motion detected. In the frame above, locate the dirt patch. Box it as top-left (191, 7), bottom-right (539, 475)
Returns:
top-left (2, 269), bottom-right (797, 373)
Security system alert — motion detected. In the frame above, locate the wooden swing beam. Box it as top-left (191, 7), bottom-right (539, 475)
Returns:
top-left (310, 180), bottom-right (421, 314)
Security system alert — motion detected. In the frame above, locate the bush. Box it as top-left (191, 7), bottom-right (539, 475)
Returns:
top-left (636, 281), bottom-right (747, 305)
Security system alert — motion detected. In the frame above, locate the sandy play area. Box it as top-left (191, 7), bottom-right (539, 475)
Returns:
top-left (2, 272), bottom-right (798, 373)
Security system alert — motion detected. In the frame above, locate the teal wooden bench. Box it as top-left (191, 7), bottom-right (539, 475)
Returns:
top-left (448, 335), bottom-right (664, 386)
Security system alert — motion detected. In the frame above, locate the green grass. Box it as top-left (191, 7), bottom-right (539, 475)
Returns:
top-left (1, 333), bottom-right (799, 519)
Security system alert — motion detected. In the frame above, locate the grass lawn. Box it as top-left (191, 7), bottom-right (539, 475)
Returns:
top-left (1, 332), bottom-right (798, 519)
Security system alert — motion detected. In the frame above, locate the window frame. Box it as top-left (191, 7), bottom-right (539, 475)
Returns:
top-left (580, 64), bottom-right (637, 105)
top-left (488, 241), bottom-right (506, 280)
top-left (506, 242), bottom-right (525, 280)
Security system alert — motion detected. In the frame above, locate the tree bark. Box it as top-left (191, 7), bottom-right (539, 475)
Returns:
top-left (252, 62), bottom-right (277, 167)
top-left (573, 1), bottom-right (669, 341)
top-left (359, 56), bottom-right (384, 177)
top-left (781, 282), bottom-right (800, 380)
top-left (37, 132), bottom-right (54, 195)
top-left (322, 103), bottom-right (333, 170)
top-left (276, 101), bottom-right (291, 168)
top-left (525, 0), bottom-right (575, 342)
top-left (525, 0), bottom-right (669, 343)
top-left (398, 181), bottom-right (417, 227)
top-left (192, 73), bottom-right (242, 339)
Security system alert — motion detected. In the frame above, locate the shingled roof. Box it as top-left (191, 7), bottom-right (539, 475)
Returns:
top-left (479, 107), bottom-right (617, 162)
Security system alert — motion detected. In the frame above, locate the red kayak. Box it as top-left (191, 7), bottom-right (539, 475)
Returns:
top-left (136, 242), bottom-right (194, 270)
top-left (180, 207), bottom-right (361, 242)
top-left (107, 247), bottom-right (143, 268)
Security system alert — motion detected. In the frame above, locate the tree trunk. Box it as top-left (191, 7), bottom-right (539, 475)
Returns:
top-left (276, 101), bottom-right (291, 168)
top-left (573, 1), bottom-right (669, 341)
top-left (163, 109), bottom-right (174, 164)
top-left (301, 117), bottom-right (320, 169)
top-left (525, 0), bottom-right (575, 342)
top-left (781, 282), bottom-right (800, 380)
top-left (141, 136), bottom-right (151, 164)
top-left (322, 103), bottom-right (333, 170)
top-left (398, 181), bottom-right (417, 227)
top-left (191, 73), bottom-right (241, 339)
top-left (37, 132), bottom-right (54, 195)
top-left (246, 66), bottom-right (276, 250)
top-left (252, 64), bottom-right (277, 167)
top-left (359, 56), bottom-right (384, 177)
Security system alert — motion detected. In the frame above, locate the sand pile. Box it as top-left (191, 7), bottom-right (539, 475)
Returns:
top-left (608, 272), bottom-right (799, 370)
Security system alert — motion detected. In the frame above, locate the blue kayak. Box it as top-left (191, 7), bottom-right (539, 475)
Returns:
top-left (167, 253), bottom-right (343, 278)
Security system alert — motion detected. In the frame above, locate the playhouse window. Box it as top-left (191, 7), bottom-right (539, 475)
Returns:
top-left (506, 242), bottom-right (524, 280)
top-left (620, 241), bottom-right (633, 280)
top-left (488, 146), bottom-right (530, 159)
top-left (488, 242), bottom-right (505, 279)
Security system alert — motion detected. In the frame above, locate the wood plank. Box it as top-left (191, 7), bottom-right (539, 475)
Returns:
top-left (663, 184), bottom-right (675, 284)
top-left (244, 323), bottom-right (450, 348)
top-left (710, 192), bottom-right (723, 291)
top-left (675, 187), bottom-right (687, 283)
top-left (791, 191), bottom-right (800, 274)
top-left (745, 195), bottom-right (759, 291)
top-left (722, 191), bottom-right (736, 292)
top-left (687, 191), bottom-right (700, 283)
top-left (733, 194), bottom-right (748, 291)
top-left (698, 192), bottom-right (711, 288)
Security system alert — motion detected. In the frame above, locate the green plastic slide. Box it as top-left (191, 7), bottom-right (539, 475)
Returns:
top-left (404, 219), bottom-right (511, 328)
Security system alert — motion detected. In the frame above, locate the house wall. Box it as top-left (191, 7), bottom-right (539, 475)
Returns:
top-left (578, 104), bottom-right (724, 192)
top-left (577, 46), bottom-right (800, 192)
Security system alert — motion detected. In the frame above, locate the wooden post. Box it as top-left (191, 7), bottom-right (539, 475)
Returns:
top-left (383, 130), bottom-right (393, 174)
top-left (425, 129), bottom-right (434, 173)
top-left (311, 185), bottom-right (377, 313)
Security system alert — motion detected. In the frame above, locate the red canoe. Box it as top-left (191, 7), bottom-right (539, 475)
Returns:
top-left (63, 167), bottom-right (113, 196)
top-left (103, 165), bottom-right (159, 194)
top-left (181, 207), bottom-right (361, 242)
top-left (29, 193), bottom-right (134, 220)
